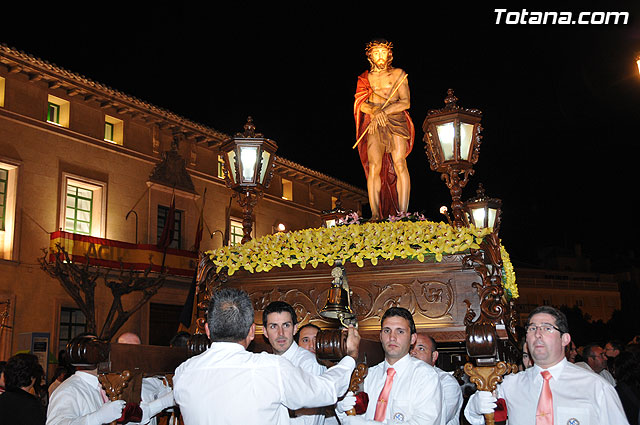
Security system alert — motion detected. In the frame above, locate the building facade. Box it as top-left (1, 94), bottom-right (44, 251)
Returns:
top-left (0, 44), bottom-right (367, 364)
top-left (514, 267), bottom-right (622, 323)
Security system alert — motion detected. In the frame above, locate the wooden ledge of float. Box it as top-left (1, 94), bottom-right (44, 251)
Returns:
top-left (102, 343), bottom-right (188, 376)
top-left (219, 254), bottom-right (492, 344)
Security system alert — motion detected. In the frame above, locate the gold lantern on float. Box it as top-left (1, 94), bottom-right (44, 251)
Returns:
top-left (423, 89), bottom-right (483, 227)
top-left (464, 184), bottom-right (502, 234)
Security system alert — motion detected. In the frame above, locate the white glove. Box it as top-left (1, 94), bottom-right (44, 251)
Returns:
top-left (141, 389), bottom-right (175, 422)
top-left (88, 400), bottom-right (126, 425)
top-left (341, 416), bottom-right (379, 425)
top-left (336, 391), bottom-right (356, 414)
top-left (151, 388), bottom-right (175, 412)
top-left (467, 390), bottom-right (497, 417)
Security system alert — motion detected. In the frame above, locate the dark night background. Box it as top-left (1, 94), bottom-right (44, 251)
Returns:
top-left (3, 2), bottom-right (640, 269)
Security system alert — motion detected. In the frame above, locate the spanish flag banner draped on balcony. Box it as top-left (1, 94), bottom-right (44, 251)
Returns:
top-left (49, 231), bottom-right (197, 277)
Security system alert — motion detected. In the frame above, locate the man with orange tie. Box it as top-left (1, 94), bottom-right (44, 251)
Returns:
top-left (464, 305), bottom-right (629, 425)
top-left (336, 307), bottom-right (443, 424)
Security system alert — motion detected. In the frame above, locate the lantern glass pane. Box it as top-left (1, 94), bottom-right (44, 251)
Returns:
top-left (259, 150), bottom-right (271, 185)
top-left (472, 207), bottom-right (486, 227)
top-left (239, 146), bottom-right (258, 183)
top-left (436, 122), bottom-right (455, 160)
top-left (226, 150), bottom-right (237, 184)
top-left (460, 123), bottom-right (474, 160)
top-left (488, 208), bottom-right (497, 229)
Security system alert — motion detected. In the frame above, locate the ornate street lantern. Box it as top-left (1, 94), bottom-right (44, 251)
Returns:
top-left (464, 184), bottom-right (502, 233)
top-left (423, 89), bottom-right (483, 227)
top-left (221, 117), bottom-right (277, 243)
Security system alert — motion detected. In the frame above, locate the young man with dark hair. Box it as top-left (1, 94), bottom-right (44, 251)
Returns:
top-left (336, 307), bottom-right (443, 424)
top-left (263, 301), bottom-right (327, 424)
top-left (173, 288), bottom-right (360, 424)
top-left (464, 305), bottom-right (629, 424)
top-left (263, 301), bottom-right (300, 355)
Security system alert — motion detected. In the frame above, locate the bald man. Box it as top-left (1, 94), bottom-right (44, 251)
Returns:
top-left (117, 332), bottom-right (142, 345)
top-left (410, 334), bottom-right (462, 425)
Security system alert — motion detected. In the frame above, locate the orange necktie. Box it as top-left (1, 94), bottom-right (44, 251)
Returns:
top-left (536, 370), bottom-right (553, 425)
top-left (374, 367), bottom-right (396, 422)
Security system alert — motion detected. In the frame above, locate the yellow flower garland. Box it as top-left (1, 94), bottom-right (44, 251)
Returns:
top-left (206, 220), bottom-right (518, 299)
top-left (500, 244), bottom-right (518, 299)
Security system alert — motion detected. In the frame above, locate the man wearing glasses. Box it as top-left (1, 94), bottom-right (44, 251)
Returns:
top-left (464, 305), bottom-right (628, 424)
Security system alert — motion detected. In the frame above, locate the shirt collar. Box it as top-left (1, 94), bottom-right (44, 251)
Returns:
top-left (281, 341), bottom-right (299, 361)
top-left (75, 371), bottom-right (100, 387)
top-left (384, 352), bottom-right (412, 375)
top-left (532, 357), bottom-right (567, 380)
top-left (210, 341), bottom-right (246, 352)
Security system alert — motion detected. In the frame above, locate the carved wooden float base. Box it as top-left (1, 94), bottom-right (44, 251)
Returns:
top-left (220, 255), bottom-right (487, 342)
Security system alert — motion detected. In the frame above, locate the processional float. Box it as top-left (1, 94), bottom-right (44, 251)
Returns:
top-left (192, 90), bottom-right (520, 425)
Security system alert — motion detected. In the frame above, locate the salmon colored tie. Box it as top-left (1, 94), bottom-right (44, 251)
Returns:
top-left (374, 367), bottom-right (396, 422)
top-left (536, 370), bottom-right (553, 425)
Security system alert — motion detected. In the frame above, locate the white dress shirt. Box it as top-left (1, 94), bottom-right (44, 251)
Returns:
top-left (464, 358), bottom-right (629, 425)
top-left (173, 341), bottom-right (355, 425)
top-left (434, 367), bottom-right (462, 425)
top-left (282, 341), bottom-right (328, 425)
top-left (46, 371), bottom-right (104, 425)
top-left (338, 353), bottom-right (443, 424)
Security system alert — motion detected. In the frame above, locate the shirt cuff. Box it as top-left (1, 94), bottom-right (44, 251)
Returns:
top-left (338, 355), bottom-right (357, 371)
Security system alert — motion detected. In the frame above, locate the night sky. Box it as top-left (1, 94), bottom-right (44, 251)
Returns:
top-left (2, 2), bottom-right (640, 267)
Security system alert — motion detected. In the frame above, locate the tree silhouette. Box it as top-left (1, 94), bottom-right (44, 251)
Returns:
top-left (40, 243), bottom-right (166, 341)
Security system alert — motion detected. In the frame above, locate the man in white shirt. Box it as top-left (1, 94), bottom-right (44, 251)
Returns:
top-left (47, 335), bottom-right (126, 425)
top-left (575, 343), bottom-right (616, 386)
top-left (173, 287), bottom-right (360, 425)
top-left (336, 307), bottom-right (443, 425)
top-left (263, 301), bottom-right (327, 425)
top-left (464, 305), bottom-right (629, 425)
top-left (410, 333), bottom-right (462, 425)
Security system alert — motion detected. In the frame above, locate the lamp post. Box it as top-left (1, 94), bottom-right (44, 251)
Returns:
top-left (221, 117), bottom-right (277, 244)
top-left (464, 184), bottom-right (502, 234)
top-left (423, 89), bottom-right (483, 227)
